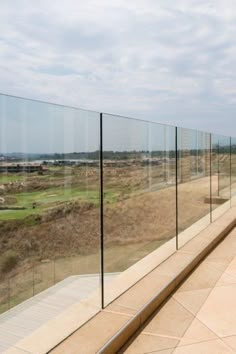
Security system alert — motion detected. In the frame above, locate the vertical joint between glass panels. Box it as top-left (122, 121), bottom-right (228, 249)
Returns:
top-left (99, 112), bottom-right (105, 309)
top-left (217, 139), bottom-right (220, 197)
top-left (230, 136), bottom-right (232, 207)
top-left (210, 134), bottom-right (212, 223)
top-left (175, 127), bottom-right (179, 250)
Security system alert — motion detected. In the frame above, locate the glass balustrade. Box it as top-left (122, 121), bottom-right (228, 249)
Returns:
top-left (0, 93), bottom-right (235, 335)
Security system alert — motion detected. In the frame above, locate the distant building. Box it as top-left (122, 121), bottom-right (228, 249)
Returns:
top-left (0, 163), bottom-right (46, 173)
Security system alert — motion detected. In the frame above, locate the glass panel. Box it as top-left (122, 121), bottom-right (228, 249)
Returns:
top-left (103, 114), bottom-right (176, 306)
top-left (0, 278), bottom-right (10, 313)
top-left (34, 260), bottom-right (55, 295)
top-left (231, 137), bottom-right (236, 206)
top-left (177, 128), bottom-right (211, 247)
top-left (0, 94), bottom-right (100, 328)
top-left (10, 268), bottom-right (34, 308)
top-left (211, 134), bottom-right (231, 220)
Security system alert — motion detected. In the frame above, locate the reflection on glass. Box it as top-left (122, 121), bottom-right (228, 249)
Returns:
top-left (0, 280), bottom-right (9, 313)
top-left (103, 114), bottom-right (176, 305)
top-left (231, 138), bottom-right (236, 206)
top-left (211, 135), bottom-right (231, 219)
top-left (177, 128), bottom-right (211, 243)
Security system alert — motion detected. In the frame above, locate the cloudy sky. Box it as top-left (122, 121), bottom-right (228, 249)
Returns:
top-left (0, 0), bottom-right (236, 136)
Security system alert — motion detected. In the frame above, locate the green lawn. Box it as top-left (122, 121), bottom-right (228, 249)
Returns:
top-left (0, 175), bottom-right (25, 183)
top-left (0, 168), bottom-right (131, 221)
top-left (0, 186), bottom-right (119, 221)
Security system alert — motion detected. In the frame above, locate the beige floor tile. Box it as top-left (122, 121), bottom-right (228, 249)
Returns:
top-left (122, 225), bottom-right (236, 354)
top-left (173, 288), bottom-right (212, 316)
top-left (173, 338), bottom-right (234, 353)
top-left (178, 318), bottom-right (217, 347)
top-left (197, 284), bottom-right (236, 337)
top-left (222, 335), bottom-right (236, 351)
top-left (177, 260), bottom-right (227, 292)
top-left (205, 240), bottom-right (236, 263)
top-left (142, 350), bottom-right (175, 354)
top-left (216, 272), bottom-right (236, 287)
top-left (205, 259), bottom-right (233, 272)
top-left (143, 298), bottom-right (194, 338)
top-left (217, 236), bottom-right (236, 252)
top-left (121, 333), bottom-right (178, 354)
top-left (216, 256), bottom-right (236, 287)
top-left (222, 228), bottom-right (236, 240)
top-left (205, 254), bottom-right (235, 265)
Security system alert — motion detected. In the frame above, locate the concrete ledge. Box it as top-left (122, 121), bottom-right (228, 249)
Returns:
top-left (6, 207), bottom-right (236, 354)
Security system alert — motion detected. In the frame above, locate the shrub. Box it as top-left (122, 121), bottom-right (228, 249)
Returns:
top-left (1, 251), bottom-right (19, 273)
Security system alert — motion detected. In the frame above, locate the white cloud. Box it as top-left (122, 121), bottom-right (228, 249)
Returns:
top-left (0, 0), bottom-right (236, 135)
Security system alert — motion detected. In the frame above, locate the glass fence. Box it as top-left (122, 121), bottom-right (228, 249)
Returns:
top-left (0, 93), bottom-right (235, 327)
top-left (177, 128), bottom-right (211, 246)
top-left (103, 114), bottom-right (176, 305)
top-left (232, 137), bottom-right (236, 206)
top-left (0, 94), bottom-right (101, 316)
top-left (211, 134), bottom-right (231, 220)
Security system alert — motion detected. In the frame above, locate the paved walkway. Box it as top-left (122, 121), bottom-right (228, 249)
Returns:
top-left (0, 274), bottom-right (116, 353)
top-left (121, 227), bottom-right (236, 353)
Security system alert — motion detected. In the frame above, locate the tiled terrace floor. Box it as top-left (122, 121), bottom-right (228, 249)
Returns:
top-left (121, 227), bottom-right (236, 353)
